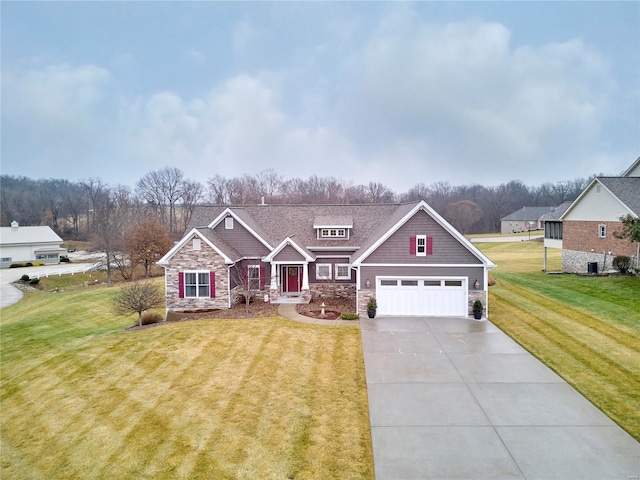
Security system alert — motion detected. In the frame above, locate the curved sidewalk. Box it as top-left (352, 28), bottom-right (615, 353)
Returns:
top-left (361, 315), bottom-right (640, 479)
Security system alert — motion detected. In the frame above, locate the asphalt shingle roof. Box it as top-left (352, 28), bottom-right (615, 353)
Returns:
top-left (598, 177), bottom-right (640, 216)
top-left (501, 207), bottom-right (556, 222)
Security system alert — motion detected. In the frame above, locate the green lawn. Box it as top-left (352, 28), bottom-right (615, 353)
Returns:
top-left (479, 242), bottom-right (640, 441)
top-left (1, 278), bottom-right (373, 479)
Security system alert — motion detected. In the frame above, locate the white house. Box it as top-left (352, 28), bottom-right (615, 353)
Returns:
top-left (0, 222), bottom-right (66, 268)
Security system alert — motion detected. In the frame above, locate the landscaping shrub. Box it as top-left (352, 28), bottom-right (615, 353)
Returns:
top-left (140, 311), bottom-right (163, 326)
top-left (340, 313), bottom-right (359, 320)
top-left (20, 274), bottom-right (30, 282)
top-left (9, 263), bottom-right (22, 268)
top-left (33, 262), bottom-right (45, 266)
top-left (25, 262), bottom-right (33, 267)
top-left (29, 278), bottom-right (40, 285)
top-left (613, 255), bottom-right (631, 274)
top-left (60, 256), bottom-right (71, 263)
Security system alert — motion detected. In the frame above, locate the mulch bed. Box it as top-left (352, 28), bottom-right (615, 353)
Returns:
top-left (295, 297), bottom-right (357, 321)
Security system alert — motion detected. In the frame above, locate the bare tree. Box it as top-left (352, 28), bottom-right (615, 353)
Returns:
top-left (367, 182), bottom-right (395, 203)
top-left (112, 281), bottom-right (164, 327)
top-left (207, 174), bottom-right (230, 204)
top-left (445, 200), bottom-right (483, 234)
top-left (92, 185), bottom-right (132, 286)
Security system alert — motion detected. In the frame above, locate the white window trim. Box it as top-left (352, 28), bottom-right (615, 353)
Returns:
top-left (318, 228), bottom-right (348, 239)
top-left (184, 270), bottom-right (210, 298)
top-left (247, 264), bottom-right (260, 291)
top-left (335, 263), bottom-right (351, 280)
top-left (316, 263), bottom-right (332, 280)
top-left (225, 217), bottom-right (234, 229)
top-left (598, 224), bottom-right (606, 238)
top-left (416, 235), bottom-right (427, 256)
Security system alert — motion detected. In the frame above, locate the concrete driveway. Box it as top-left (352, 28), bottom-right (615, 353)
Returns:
top-left (361, 316), bottom-right (640, 480)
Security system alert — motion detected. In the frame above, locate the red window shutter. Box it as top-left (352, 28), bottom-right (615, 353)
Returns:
top-left (210, 271), bottom-right (216, 298)
top-left (427, 237), bottom-right (433, 255)
top-left (409, 236), bottom-right (416, 255)
top-left (260, 267), bottom-right (265, 290)
top-left (178, 272), bottom-right (185, 298)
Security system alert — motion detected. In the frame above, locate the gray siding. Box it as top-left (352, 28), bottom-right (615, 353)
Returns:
top-left (229, 259), bottom-right (271, 291)
top-left (359, 265), bottom-right (485, 290)
top-left (213, 216), bottom-right (270, 257)
top-left (310, 257), bottom-right (355, 284)
top-left (273, 244), bottom-right (305, 261)
top-left (365, 210), bottom-right (480, 264)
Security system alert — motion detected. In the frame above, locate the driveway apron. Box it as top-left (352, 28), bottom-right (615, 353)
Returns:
top-left (361, 316), bottom-right (640, 480)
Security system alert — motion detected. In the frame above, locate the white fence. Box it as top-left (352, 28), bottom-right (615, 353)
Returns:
top-left (32, 262), bottom-right (102, 279)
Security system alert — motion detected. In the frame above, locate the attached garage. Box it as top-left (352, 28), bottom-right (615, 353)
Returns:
top-left (376, 276), bottom-right (468, 317)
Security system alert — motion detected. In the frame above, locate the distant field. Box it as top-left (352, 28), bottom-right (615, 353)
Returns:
top-left (478, 241), bottom-right (640, 441)
top-left (0, 278), bottom-right (373, 479)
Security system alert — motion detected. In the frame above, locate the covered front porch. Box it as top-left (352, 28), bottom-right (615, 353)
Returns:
top-left (269, 263), bottom-right (311, 304)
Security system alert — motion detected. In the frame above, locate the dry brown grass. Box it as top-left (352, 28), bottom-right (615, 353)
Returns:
top-left (1, 284), bottom-right (374, 479)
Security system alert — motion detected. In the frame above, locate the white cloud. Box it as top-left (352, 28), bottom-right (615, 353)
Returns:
top-left (3, 62), bottom-right (111, 130)
top-left (352, 14), bottom-right (614, 184)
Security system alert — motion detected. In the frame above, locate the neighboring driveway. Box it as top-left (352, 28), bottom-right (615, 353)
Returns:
top-left (361, 316), bottom-right (640, 480)
top-left (0, 263), bottom-right (96, 309)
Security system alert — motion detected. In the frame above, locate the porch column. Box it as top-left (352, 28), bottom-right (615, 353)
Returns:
top-left (302, 262), bottom-right (310, 290)
top-left (270, 262), bottom-right (278, 289)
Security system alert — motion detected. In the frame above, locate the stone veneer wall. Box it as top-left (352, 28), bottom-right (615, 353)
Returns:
top-left (563, 249), bottom-right (618, 274)
top-left (468, 290), bottom-right (488, 317)
top-left (165, 244), bottom-right (229, 311)
top-left (358, 289), bottom-right (376, 318)
top-left (309, 283), bottom-right (356, 301)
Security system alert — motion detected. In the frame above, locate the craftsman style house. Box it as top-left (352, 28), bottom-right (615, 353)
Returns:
top-left (158, 200), bottom-right (496, 318)
top-left (559, 157), bottom-right (640, 273)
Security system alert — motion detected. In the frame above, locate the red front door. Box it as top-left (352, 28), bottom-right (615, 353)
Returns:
top-left (286, 267), bottom-right (300, 292)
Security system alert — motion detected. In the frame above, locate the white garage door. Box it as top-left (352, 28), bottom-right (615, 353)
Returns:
top-left (376, 277), bottom-right (468, 316)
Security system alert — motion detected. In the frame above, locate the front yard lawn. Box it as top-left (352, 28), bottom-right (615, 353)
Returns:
top-left (478, 242), bottom-right (640, 441)
top-left (0, 281), bottom-right (373, 479)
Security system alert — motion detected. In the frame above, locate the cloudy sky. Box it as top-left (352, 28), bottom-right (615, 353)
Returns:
top-left (2, 1), bottom-right (638, 192)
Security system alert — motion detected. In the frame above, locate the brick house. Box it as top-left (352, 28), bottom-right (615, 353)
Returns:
top-left (559, 157), bottom-right (640, 273)
top-left (157, 200), bottom-right (496, 318)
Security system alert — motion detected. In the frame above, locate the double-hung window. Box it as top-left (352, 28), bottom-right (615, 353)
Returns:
top-left (248, 265), bottom-right (260, 290)
top-left (416, 235), bottom-right (427, 256)
top-left (335, 264), bottom-right (351, 280)
top-left (316, 263), bottom-right (332, 280)
top-left (598, 224), bottom-right (606, 238)
top-left (183, 271), bottom-right (211, 298)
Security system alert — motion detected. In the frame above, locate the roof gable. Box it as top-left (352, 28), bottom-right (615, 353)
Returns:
top-left (263, 237), bottom-right (315, 262)
top-left (208, 208), bottom-right (273, 251)
top-left (561, 177), bottom-right (640, 221)
top-left (157, 228), bottom-right (237, 265)
top-left (351, 201), bottom-right (495, 267)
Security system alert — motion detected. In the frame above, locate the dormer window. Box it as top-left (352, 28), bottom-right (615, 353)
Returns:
top-left (314, 215), bottom-right (353, 240)
top-left (321, 228), bottom-right (346, 238)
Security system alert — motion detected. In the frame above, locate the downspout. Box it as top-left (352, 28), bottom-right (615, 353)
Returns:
top-left (227, 263), bottom-right (235, 309)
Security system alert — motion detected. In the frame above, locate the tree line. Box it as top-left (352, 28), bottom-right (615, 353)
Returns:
top-left (1, 167), bottom-right (593, 239)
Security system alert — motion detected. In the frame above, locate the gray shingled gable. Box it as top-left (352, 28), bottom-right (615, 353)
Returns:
top-left (195, 228), bottom-right (242, 261)
top-left (501, 206), bottom-right (556, 222)
top-left (598, 177), bottom-right (640, 215)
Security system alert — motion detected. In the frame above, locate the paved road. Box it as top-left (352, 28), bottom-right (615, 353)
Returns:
top-left (470, 234), bottom-right (543, 243)
top-left (0, 263), bottom-right (96, 309)
top-left (361, 316), bottom-right (640, 479)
